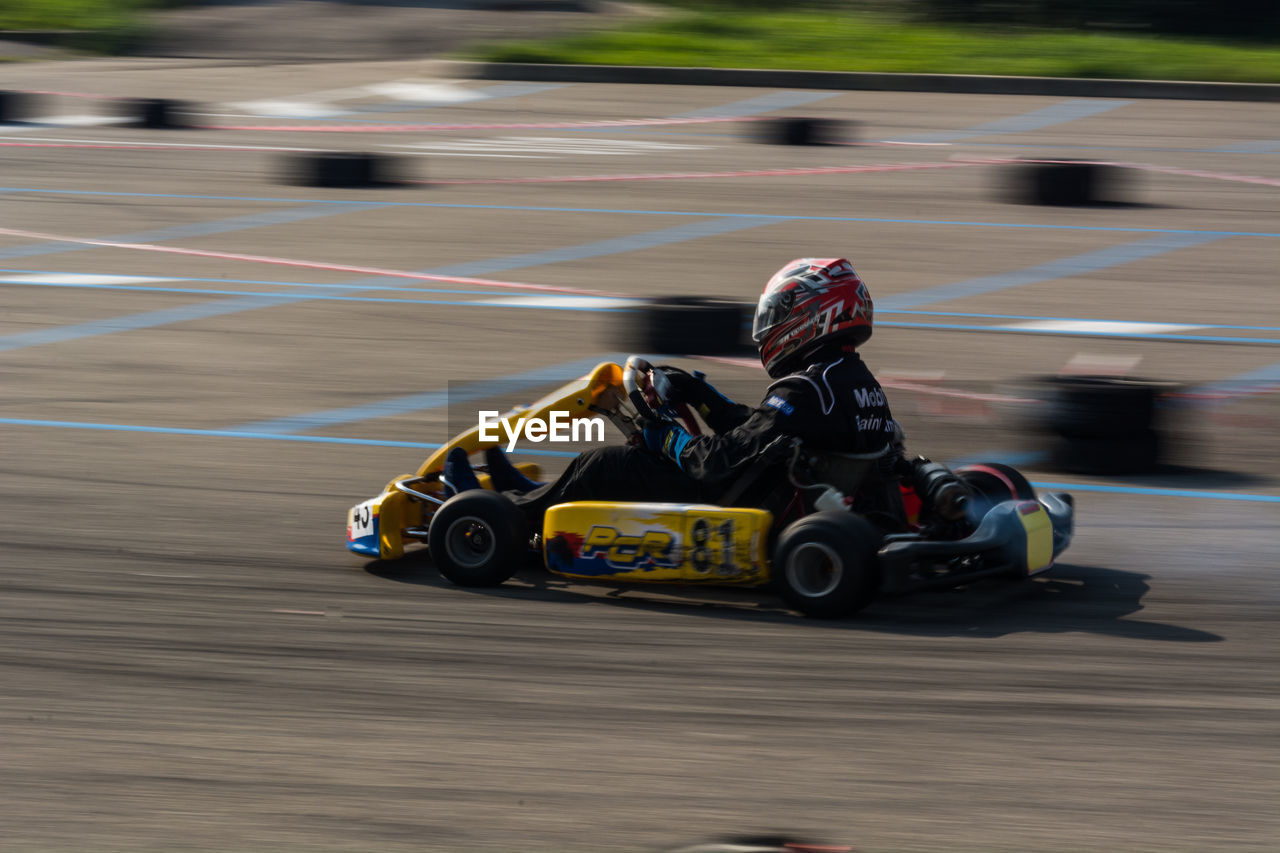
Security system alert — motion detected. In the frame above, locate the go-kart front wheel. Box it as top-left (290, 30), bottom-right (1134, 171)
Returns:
top-left (428, 490), bottom-right (529, 588)
top-left (773, 512), bottom-right (881, 619)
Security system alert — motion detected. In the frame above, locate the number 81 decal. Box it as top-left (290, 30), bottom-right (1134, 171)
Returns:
top-left (690, 517), bottom-right (735, 575)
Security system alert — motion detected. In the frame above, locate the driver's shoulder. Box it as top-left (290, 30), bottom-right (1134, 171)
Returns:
top-left (764, 358), bottom-right (847, 413)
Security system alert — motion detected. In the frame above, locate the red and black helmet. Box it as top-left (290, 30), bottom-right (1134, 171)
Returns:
top-left (753, 258), bottom-right (873, 378)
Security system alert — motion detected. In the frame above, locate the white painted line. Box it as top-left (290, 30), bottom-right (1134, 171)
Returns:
top-left (479, 295), bottom-right (645, 310)
top-left (1, 273), bottom-right (174, 286)
top-left (1060, 352), bottom-right (1145, 376)
top-left (33, 114), bottom-right (131, 127)
top-left (1006, 319), bottom-right (1199, 335)
top-left (390, 136), bottom-right (709, 157)
top-left (0, 134), bottom-right (323, 152)
top-left (0, 115), bottom-right (131, 132)
top-left (366, 81), bottom-right (481, 105)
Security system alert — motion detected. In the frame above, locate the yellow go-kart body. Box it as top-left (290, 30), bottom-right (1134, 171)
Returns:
top-left (347, 361), bottom-right (630, 561)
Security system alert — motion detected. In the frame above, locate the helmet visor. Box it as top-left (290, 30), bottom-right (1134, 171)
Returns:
top-left (752, 289), bottom-right (793, 342)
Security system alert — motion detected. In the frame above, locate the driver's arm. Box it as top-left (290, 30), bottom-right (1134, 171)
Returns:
top-left (665, 381), bottom-right (816, 483)
top-left (656, 366), bottom-right (751, 433)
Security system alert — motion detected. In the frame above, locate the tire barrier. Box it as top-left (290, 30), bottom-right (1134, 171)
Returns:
top-left (123, 97), bottom-right (192, 129)
top-left (1004, 160), bottom-right (1128, 206)
top-left (0, 90), bottom-right (31, 123)
top-left (614, 297), bottom-right (751, 356)
top-left (1032, 375), bottom-right (1174, 474)
top-left (282, 152), bottom-right (403, 188)
top-left (754, 116), bottom-right (850, 146)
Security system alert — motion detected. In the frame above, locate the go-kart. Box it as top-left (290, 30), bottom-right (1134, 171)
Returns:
top-left (346, 357), bottom-right (1074, 618)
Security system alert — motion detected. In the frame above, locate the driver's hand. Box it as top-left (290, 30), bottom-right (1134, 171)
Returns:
top-left (641, 417), bottom-right (692, 466)
top-left (652, 365), bottom-right (702, 404)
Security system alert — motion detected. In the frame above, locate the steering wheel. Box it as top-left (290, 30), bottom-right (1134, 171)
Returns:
top-left (622, 356), bottom-right (703, 436)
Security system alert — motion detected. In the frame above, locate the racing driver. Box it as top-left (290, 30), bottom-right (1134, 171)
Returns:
top-left (444, 258), bottom-right (969, 529)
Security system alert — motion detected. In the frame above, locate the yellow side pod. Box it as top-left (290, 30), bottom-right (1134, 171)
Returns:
top-left (543, 502), bottom-right (773, 585)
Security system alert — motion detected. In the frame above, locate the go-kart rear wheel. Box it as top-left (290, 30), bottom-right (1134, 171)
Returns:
top-left (956, 462), bottom-right (1037, 523)
top-left (773, 512), bottom-right (881, 619)
top-left (428, 490), bottom-right (528, 588)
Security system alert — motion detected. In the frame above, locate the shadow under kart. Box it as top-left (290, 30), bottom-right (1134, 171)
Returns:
top-left (348, 357), bottom-right (1074, 618)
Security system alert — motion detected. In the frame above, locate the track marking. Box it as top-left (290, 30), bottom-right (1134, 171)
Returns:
top-left (0, 202), bottom-right (385, 262)
top-left (0, 417), bottom-right (579, 458)
top-left (477, 295), bottom-right (645, 309)
top-left (209, 116), bottom-right (755, 132)
top-left (0, 272), bottom-right (173, 286)
top-left (674, 90), bottom-right (841, 119)
top-left (389, 135), bottom-right (709, 158)
top-left (1, 415), bottom-right (1274, 502)
top-left (890, 99), bottom-right (1131, 144)
top-left (234, 353), bottom-right (629, 434)
top-left (427, 161), bottom-right (975, 185)
top-left (0, 115), bottom-right (132, 133)
top-left (998, 319), bottom-right (1200, 335)
top-left (879, 232), bottom-right (1226, 310)
top-left (0, 215), bottom-right (783, 351)
top-left (4, 186), bottom-right (1274, 237)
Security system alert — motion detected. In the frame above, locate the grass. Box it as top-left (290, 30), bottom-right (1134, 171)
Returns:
top-left (0, 0), bottom-right (156, 52)
top-left (474, 8), bottom-right (1280, 83)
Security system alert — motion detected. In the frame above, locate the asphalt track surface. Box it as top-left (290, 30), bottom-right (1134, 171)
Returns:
top-left (2, 58), bottom-right (1278, 853)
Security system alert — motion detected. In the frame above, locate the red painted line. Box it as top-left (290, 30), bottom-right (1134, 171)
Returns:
top-left (0, 225), bottom-right (617, 297)
top-left (0, 141), bottom-right (315, 152)
top-left (425, 161), bottom-right (977, 186)
top-left (207, 116), bottom-right (758, 133)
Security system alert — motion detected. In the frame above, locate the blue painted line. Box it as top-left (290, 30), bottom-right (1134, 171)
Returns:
top-left (234, 353), bottom-right (629, 434)
top-left (0, 417), bottom-right (581, 458)
top-left (3, 187), bottom-right (1280, 238)
top-left (1029, 480), bottom-right (1280, 504)
top-left (0, 280), bottom-right (634, 311)
top-left (880, 232), bottom-right (1225, 310)
top-left (0, 293), bottom-right (317, 353)
top-left (951, 450), bottom-right (1048, 468)
top-left (1191, 359), bottom-right (1280, 398)
top-left (1206, 140), bottom-right (1280, 154)
top-left (0, 213), bottom-right (781, 352)
top-left (0, 202), bottom-right (384, 261)
top-left (881, 308), bottom-right (1280, 334)
top-left (10, 277), bottom-right (1277, 335)
top-left (0, 270), bottom-right (534, 298)
top-left (423, 216), bottom-right (786, 277)
top-left (879, 320), bottom-right (1280, 346)
top-left (896, 99), bottom-right (1130, 143)
top-left (4, 416), bottom-right (1276, 501)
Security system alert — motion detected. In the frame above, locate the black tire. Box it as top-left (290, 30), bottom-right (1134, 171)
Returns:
top-left (0, 91), bottom-right (30, 123)
top-left (957, 462), bottom-right (1037, 522)
top-left (427, 490), bottom-right (529, 588)
top-left (1035, 375), bottom-right (1161, 439)
top-left (1049, 430), bottom-right (1162, 475)
top-left (126, 97), bottom-right (189, 129)
top-left (754, 117), bottom-right (849, 146)
top-left (284, 152), bottom-right (400, 188)
top-left (615, 296), bottom-right (749, 356)
top-left (1005, 162), bottom-right (1123, 206)
top-left (773, 512), bottom-right (882, 618)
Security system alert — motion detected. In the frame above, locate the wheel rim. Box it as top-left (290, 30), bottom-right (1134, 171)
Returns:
top-left (787, 541), bottom-right (843, 598)
top-left (446, 515), bottom-right (496, 568)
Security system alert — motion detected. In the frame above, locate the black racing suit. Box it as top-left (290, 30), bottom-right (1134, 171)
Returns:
top-left (509, 350), bottom-right (900, 523)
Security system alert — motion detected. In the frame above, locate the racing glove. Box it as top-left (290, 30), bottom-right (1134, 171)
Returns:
top-left (653, 366), bottom-right (751, 433)
top-left (641, 417), bottom-right (692, 468)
